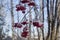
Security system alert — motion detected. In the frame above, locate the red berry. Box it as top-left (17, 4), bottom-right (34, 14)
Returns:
top-left (16, 4), bottom-right (26, 11)
top-left (16, 8), bottom-right (20, 11)
top-left (33, 22), bottom-right (43, 28)
top-left (20, 6), bottom-right (26, 10)
top-left (17, 23), bottom-right (22, 28)
top-left (13, 23), bottom-right (22, 28)
top-left (21, 31), bottom-right (28, 38)
top-left (13, 23), bottom-right (18, 27)
top-left (21, 0), bottom-right (30, 3)
top-left (28, 1), bottom-right (35, 6)
top-left (33, 22), bottom-right (39, 26)
top-left (21, 21), bottom-right (28, 25)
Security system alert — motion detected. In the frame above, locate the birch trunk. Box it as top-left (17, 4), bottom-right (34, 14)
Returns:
top-left (10, 0), bottom-right (14, 40)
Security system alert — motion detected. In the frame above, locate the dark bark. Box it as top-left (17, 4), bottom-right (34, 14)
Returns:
top-left (46, 0), bottom-right (50, 40)
top-left (50, 0), bottom-right (58, 40)
top-left (54, 0), bottom-right (59, 40)
top-left (42, 0), bottom-right (44, 40)
top-left (54, 0), bottom-right (58, 19)
top-left (43, 1), bottom-right (44, 40)
top-left (55, 16), bottom-right (60, 40)
top-left (37, 28), bottom-right (40, 40)
top-left (0, 27), bottom-right (3, 40)
top-left (41, 28), bottom-right (44, 40)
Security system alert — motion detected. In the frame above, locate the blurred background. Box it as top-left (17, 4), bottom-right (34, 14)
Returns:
top-left (0, 0), bottom-right (60, 40)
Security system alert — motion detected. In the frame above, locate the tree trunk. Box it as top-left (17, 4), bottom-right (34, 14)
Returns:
top-left (46, 0), bottom-right (50, 40)
top-left (10, 0), bottom-right (14, 40)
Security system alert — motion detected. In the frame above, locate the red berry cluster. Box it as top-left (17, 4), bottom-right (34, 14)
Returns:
top-left (21, 26), bottom-right (29, 38)
top-left (21, 31), bottom-right (28, 38)
top-left (13, 23), bottom-right (22, 28)
top-left (21, 21), bottom-right (28, 25)
top-left (16, 4), bottom-right (26, 11)
top-left (15, 0), bottom-right (43, 38)
top-left (13, 21), bottom-right (43, 28)
top-left (28, 1), bottom-right (35, 6)
top-left (16, 0), bottom-right (36, 14)
top-left (33, 21), bottom-right (43, 28)
top-left (13, 21), bottom-right (43, 38)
